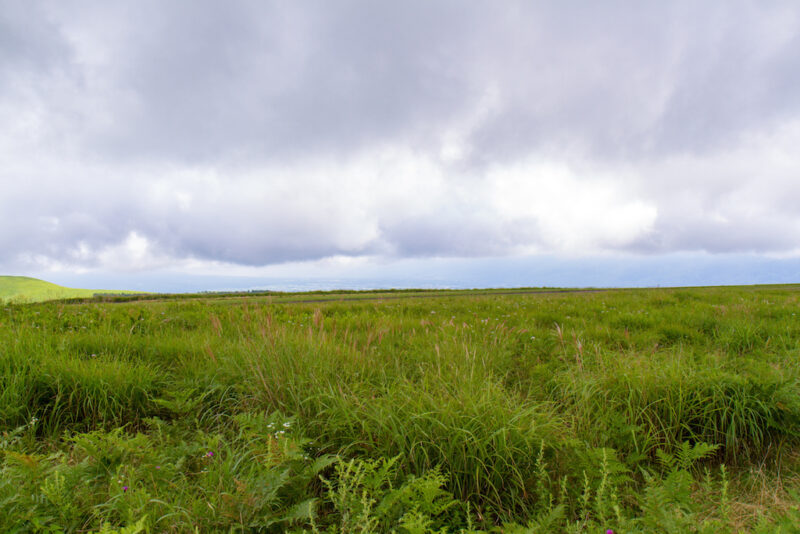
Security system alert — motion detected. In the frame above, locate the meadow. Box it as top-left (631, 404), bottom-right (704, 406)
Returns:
top-left (0, 276), bottom-right (143, 304)
top-left (1, 285), bottom-right (799, 532)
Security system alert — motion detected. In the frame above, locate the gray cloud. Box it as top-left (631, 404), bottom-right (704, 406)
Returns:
top-left (2, 1), bottom-right (800, 273)
top-left (34, 0), bottom-right (485, 163)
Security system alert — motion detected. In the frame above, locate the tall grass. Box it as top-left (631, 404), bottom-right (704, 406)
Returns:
top-left (1, 286), bottom-right (799, 530)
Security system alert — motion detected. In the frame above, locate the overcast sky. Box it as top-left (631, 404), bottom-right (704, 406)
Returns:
top-left (2, 1), bottom-right (800, 289)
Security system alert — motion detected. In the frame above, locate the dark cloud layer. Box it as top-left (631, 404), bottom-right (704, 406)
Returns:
top-left (2, 1), bottom-right (800, 272)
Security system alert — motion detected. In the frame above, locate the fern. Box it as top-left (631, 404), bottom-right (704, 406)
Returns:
top-left (638, 442), bottom-right (730, 532)
top-left (322, 456), bottom-right (460, 533)
top-left (96, 516), bottom-right (148, 534)
top-left (40, 469), bottom-right (80, 529)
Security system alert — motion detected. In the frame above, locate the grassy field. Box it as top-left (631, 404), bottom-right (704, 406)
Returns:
top-left (1, 285), bottom-right (799, 532)
top-left (0, 276), bottom-right (142, 303)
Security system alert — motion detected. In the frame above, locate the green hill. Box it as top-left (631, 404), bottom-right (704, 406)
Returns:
top-left (0, 276), bottom-right (141, 303)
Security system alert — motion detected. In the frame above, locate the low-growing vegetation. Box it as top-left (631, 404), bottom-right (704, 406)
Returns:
top-left (0, 276), bottom-right (143, 304)
top-left (1, 286), bottom-right (799, 532)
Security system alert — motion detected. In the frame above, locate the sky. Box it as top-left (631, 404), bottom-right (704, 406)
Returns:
top-left (2, 1), bottom-right (800, 291)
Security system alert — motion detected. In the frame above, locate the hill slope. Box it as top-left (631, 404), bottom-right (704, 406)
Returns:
top-left (0, 275), bottom-right (140, 303)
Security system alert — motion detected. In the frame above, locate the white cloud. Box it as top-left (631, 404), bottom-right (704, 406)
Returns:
top-left (489, 158), bottom-right (657, 253)
top-left (634, 119), bottom-right (800, 253)
top-left (95, 231), bottom-right (160, 271)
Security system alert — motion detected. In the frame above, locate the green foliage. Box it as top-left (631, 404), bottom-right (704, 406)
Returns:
top-left (2, 285), bottom-right (800, 531)
top-left (0, 275), bottom-right (141, 303)
top-left (0, 416), bottom-right (332, 532)
top-left (320, 455), bottom-right (459, 533)
top-left (636, 443), bottom-right (727, 533)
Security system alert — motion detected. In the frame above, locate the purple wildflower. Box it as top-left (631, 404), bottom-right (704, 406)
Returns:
top-left (122, 486), bottom-right (128, 492)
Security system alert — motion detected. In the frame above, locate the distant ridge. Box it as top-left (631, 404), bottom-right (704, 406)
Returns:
top-left (0, 275), bottom-right (140, 303)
